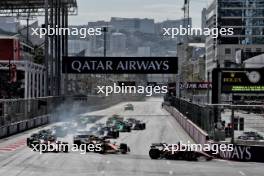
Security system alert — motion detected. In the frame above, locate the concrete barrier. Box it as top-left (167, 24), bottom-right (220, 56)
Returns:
top-left (0, 115), bottom-right (51, 139)
top-left (8, 123), bottom-right (18, 135)
top-left (18, 121), bottom-right (27, 132)
top-left (41, 116), bottom-right (48, 125)
top-left (0, 95), bottom-right (143, 139)
top-left (165, 105), bottom-right (208, 145)
top-left (27, 119), bottom-right (35, 129)
top-left (0, 126), bottom-right (8, 138)
top-left (34, 117), bottom-right (42, 126)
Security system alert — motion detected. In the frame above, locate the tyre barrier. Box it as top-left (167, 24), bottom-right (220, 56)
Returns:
top-left (164, 105), bottom-right (209, 145)
top-left (0, 115), bottom-right (50, 139)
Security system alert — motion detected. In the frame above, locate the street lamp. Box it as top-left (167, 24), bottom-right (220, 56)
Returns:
top-left (102, 26), bottom-right (108, 57)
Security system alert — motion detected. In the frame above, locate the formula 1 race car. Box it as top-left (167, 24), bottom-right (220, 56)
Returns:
top-left (100, 140), bottom-right (130, 154)
top-left (27, 130), bottom-right (69, 153)
top-left (52, 125), bottom-right (68, 137)
top-left (149, 143), bottom-right (213, 161)
top-left (73, 134), bottom-right (130, 154)
top-left (113, 121), bottom-right (131, 132)
top-left (27, 129), bottom-right (55, 146)
top-left (238, 131), bottom-right (264, 141)
top-left (107, 115), bottom-right (131, 132)
top-left (106, 115), bottom-right (124, 125)
top-left (87, 124), bottom-right (120, 139)
top-left (126, 118), bottom-right (146, 130)
top-left (124, 104), bottom-right (134, 111)
top-left (73, 133), bottom-right (103, 151)
top-left (73, 132), bottom-right (96, 147)
top-left (97, 126), bottom-right (120, 139)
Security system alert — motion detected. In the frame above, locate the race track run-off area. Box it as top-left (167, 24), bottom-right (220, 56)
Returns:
top-left (0, 98), bottom-right (263, 176)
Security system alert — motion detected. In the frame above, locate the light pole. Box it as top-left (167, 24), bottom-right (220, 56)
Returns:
top-left (102, 26), bottom-right (108, 57)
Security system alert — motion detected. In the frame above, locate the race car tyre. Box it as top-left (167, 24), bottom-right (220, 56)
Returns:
top-left (197, 155), bottom-right (208, 162)
top-left (184, 151), bottom-right (196, 161)
top-left (62, 143), bottom-right (69, 153)
top-left (86, 143), bottom-right (95, 152)
top-left (26, 138), bottom-right (31, 147)
top-left (141, 123), bottom-right (146, 130)
top-left (80, 144), bottom-right (86, 151)
top-left (120, 143), bottom-right (128, 154)
top-left (73, 140), bottom-right (81, 148)
top-left (113, 132), bottom-right (119, 139)
top-left (99, 144), bottom-right (106, 154)
top-left (149, 149), bottom-right (160, 159)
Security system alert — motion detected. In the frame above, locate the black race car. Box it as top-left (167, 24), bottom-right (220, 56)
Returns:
top-left (149, 143), bottom-right (213, 161)
top-left (124, 104), bottom-right (134, 111)
top-left (238, 131), bottom-right (264, 140)
top-left (73, 131), bottom-right (96, 148)
top-left (27, 129), bottom-right (55, 147)
top-left (97, 126), bottom-right (120, 139)
top-left (73, 134), bottom-right (129, 154)
top-left (27, 130), bottom-right (68, 153)
top-left (127, 118), bottom-right (146, 130)
top-left (52, 125), bottom-right (68, 137)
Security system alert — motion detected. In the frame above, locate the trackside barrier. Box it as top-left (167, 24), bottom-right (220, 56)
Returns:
top-left (164, 105), bottom-right (209, 145)
top-left (27, 119), bottom-right (35, 129)
top-left (8, 123), bottom-right (18, 135)
top-left (0, 126), bottom-right (8, 138)
top-left (0, 95), bottom-right (145, 138)
top-left (18, 121), bottom-right (27, 132)
top-left (34, 117), bottom-right (42, 126)
top-left (41, 116), bottom-right (49, 125)
top-left (0, 115), bottom-right (50, 139)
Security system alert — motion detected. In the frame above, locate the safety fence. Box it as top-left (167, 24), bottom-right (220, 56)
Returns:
top-left (165, 96), bottom-right (264, 145)
top-left (164, 105), bottom-right (209, 145)
top-left (165, 96), bottom-right (215, 138)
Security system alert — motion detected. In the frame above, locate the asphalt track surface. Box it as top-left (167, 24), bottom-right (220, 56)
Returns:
top-left (0, 98), bottom-right (263, 176)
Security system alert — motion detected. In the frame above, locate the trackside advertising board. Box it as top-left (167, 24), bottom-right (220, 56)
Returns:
top-left (217, 144), bottom-right (264, 162)
top-left (62, 57), bottom-right (178, 74)
top-left (220, 69), bottom-right (264, 94)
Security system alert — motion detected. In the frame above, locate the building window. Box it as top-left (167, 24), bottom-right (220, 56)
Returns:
top-left (225, 48), bottom-right (231, 55)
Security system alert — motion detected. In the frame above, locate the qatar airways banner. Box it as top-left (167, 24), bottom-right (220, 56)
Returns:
top-left (62, 57), bottom-right (178, 74)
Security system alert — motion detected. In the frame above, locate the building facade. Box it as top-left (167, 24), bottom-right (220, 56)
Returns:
top-left (110, 17), bottom-right (155, 34)
top-left (206, 0), bottom-right (264, 75)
